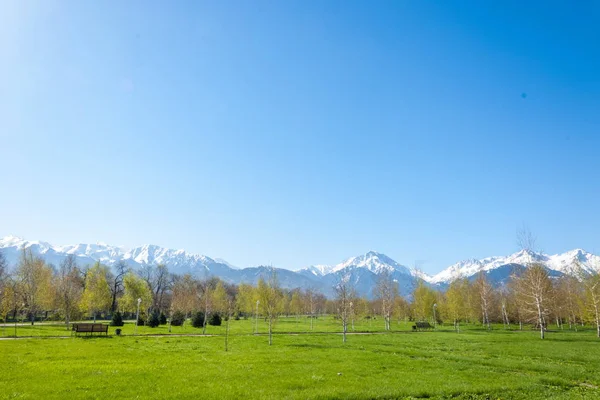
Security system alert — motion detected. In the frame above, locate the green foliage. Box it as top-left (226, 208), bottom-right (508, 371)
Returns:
top-left (110, 311), bottom-right (124, 327)
top-left (159, 312), bottom-right (167, 325)
top-left (192, 311), bottom-right (205, 328)
top-left (121, 272), bottom-right (153, 314)
top-left (136, 316), bottom-right (145, 326)
top-left (208, 312), bottom-right (222, 326)
top-left (170, 310), bottom-right (186, 327)
top-left (147, 312), bottom-right (160, 328)
top-left (79, 262), bottom-right (112, 317)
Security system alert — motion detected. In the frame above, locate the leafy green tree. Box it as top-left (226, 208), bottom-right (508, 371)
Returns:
top-left (446, 277), bottom-right (469, 332)
top-left (80, 262), bottom-right (112, 322)
top-left (412, 280), bottom-right (436, 322)
top-left (121, 271), bottom-right (152, 318)
top-left (16, 249), bottom-right (54, 325)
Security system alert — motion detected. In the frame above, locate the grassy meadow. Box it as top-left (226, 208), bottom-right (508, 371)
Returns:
top-left (1, 317), bottom-right (599, 399)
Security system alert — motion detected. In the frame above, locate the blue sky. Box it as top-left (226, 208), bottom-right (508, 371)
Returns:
top-left (1, 1), bottom-right (599, 274)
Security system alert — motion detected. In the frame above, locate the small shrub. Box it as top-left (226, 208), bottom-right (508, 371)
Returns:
top-left (192, 312), bottom-right (206, 328)
top-left (111, 312), bottom-right (124, 327)
top-left (159, 312), bottom-right (167, 325)
top-left (208, 312), bottom-right (222, 326)
top-left (137, 317), bottom-right (145, 326)
top-left (170, 311), bottom-right (186, 327)
top-left (147, 312), bottom-right (160, 328)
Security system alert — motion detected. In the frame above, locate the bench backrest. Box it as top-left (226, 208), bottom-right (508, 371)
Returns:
top-left (74, 323), bottom-right (108, 333)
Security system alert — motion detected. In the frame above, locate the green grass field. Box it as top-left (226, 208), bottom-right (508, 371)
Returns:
top-left (1, 318), bottom-right (599, 399)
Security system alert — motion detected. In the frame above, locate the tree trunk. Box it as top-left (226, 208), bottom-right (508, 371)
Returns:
top-left (225, 315), bottom-right (230, 351)
top-left (268, 318), bottom-right (273, 346)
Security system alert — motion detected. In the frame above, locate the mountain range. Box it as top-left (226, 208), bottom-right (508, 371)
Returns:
top-left (1, 235), bottom-right (598, 298)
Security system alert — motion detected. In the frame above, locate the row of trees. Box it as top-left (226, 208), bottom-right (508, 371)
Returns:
top-left (1, 248), bottom-right (599, 342)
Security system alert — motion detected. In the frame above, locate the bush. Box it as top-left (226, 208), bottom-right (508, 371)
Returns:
top-left (136, 317), bottom-right (145, 326)
top-left (170, 311), bottom-right (186, 327)
top-left (147, 312), bottom-right (160, 328)
top-left (111, 312), bottom-right (124, 327)
top-left (208, 312), bottom-right (222, 326)
top-left (159, 312), bottom-right (167, 325)
top-left (192, 312), bottom-right (205, 328)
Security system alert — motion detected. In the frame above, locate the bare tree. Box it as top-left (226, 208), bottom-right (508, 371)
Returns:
top-left (170, 274), bottom-right (197, 327)
top-left (197, 276), bottom-right (219, 335)
top-left (475, 272), bottom-right (493, 330)
top-left (334, 273), bottom-right (354, 343)
top-left (374, 269), bottom-right (396, 331)
top-left (109, 261), bottom-right (128, 314)
top-left (257, 267), bottom-right (283, 345)
top-left (512, 264), bottom-right (553, 339)
top-left (516, 225), bottom-right (537, 255)
top-left (56, 255), bottom-right (84, 329)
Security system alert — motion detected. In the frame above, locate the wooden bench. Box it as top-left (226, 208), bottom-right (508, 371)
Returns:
top-left (72, 323), bottom-right (109, 336)
top-left (412, 321), bottom-right (434, 331)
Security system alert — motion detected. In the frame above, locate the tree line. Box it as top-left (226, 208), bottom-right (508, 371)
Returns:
top-left (0, 248), bottom-right (599, 342)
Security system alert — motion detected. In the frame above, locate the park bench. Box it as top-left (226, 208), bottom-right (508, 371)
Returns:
top-left (71, 323), bottom-right (109, 336)
top-left (412, 321), bottom-right (434, 331)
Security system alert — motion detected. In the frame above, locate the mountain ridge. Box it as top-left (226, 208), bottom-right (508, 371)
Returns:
top-left (1, 235), bottom-right (598, 298)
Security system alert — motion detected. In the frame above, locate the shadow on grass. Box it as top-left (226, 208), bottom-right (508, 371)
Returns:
top-left (75, 336), bottom-right (114, 340)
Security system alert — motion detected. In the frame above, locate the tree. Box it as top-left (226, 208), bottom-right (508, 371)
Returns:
top-left (289, 290), bottom-right (303, 322)
top-left (0, 251), bottom-right (8, 321)
top-left (577, 261), bottom-right (600, 338)
top-left (109, 261), bottom-right (128, 314)
top-left (512, 263), bottom-right (553, 339)
top-left (111, 311), bottom-right (124, 327)
top-left (55, 255), bottom-right (84, 329)
top-left (556, 272), bottom-right (583, 331)
top-left (375, 269), bottom-right (397, 331)
top-left (257, 267), bottom-right (283, 346)
top-left (198, 277), bottom-right (220, 335)
top-left (170, 310), bottom-right (186, 326)
top-left (334, 273), bottom-right (354, 343)
top-left (0, 250), bottom-right (7, 291)
top-left (139, 264), bottom-right (171, 312)
top-left (412, 280), bottom-right (436, 322)
top-left (80, 262), bottom-right (112, 322)
top-left (121, 271), bottom-right (152, 318)
top-left (304, 288), bottom-right (322, 330)
top-left (15, 249), bottom-right (54, 325)
top-left (446, 277), bottom-right (468, 332)
top-left (475, 272), bottom-right (494, 330)
top-left (236, 283), bottom-right (256, 319)
top-left (171, 274), bottom-right (197, 321)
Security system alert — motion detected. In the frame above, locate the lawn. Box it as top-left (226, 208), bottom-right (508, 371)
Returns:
top-left (1, 319), bottom-right (599, 399)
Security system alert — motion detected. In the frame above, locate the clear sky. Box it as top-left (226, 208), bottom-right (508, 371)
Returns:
top-left (1, 1), bottom-right (599, 274)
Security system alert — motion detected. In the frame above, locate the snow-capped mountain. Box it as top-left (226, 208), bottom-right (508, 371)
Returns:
top-left (298, 251), bottom-right (425, 297)
top-left (2, 235), bottom-right (599, 297)
top-left (430, 248), bottom-right (600, 284)
top-left (0, 235), bottom-right (224, 276)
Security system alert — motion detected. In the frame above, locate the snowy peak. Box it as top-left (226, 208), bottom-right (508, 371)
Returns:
top-left (0, 235), bottom-right (229, 275)
top-left (431, 248), bottom-right (600, 284)
top-left (332, 251), bottom-right (413, 275)
top-left (300, 264), bottom-right (334, 277)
